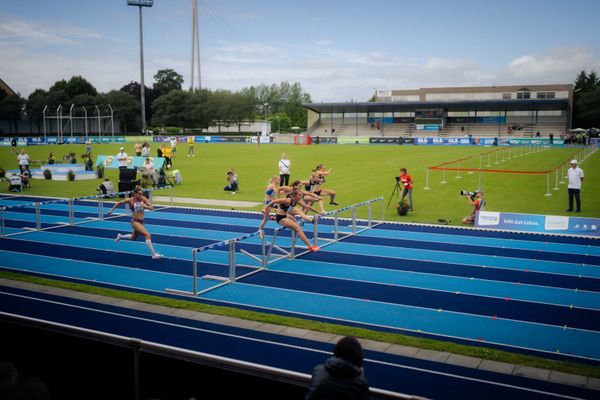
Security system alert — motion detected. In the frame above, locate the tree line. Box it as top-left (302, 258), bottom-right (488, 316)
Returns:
top-left (0, 69), bottom-right (312, 135)
top-left (573, 70), bottom-right (600, 129)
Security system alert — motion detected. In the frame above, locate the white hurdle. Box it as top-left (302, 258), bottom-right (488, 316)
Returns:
top-left (166, 229), bottom-right (265, 297)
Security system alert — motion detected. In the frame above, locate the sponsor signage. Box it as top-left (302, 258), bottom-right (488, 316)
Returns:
top-left (414, 137), bottom-right (470, 145)
top-left (369, 137), bottom-right (401, 144)
top-left (476, 211), bottom-right (600, 237)
top-left (95, 155), bottom-right (165, 170)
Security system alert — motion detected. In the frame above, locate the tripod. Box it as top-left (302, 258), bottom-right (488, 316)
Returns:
top-left (386, 180), bottom-right (402, 208)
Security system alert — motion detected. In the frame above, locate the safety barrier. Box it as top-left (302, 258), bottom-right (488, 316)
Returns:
top-left (424, 142), bottom-right (597, 195)
top-left (0, 185), bottom-right (173, 237)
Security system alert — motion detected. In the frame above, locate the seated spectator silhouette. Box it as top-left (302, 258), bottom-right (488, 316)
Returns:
top-left (0, 362), bottom-right (18, 397)
top-left (224, 168), bottom-right (238, 193)
top-left (8, 173), bottom-right (22, 192)
top-left (305, 336), bottom-right (370, 400)
top-left (98, 177), bottom-right (115, 196)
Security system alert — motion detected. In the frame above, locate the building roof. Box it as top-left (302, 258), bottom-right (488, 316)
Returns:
top-left (0, 77), bottom-right (16, 96)
top-left (304, 99), bottom-right (570, 114)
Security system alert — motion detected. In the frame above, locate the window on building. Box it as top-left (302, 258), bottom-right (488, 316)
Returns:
top-left (502, 93), bottom-right (512, 100)
top-left (517, 91), bottom-right (531, 99)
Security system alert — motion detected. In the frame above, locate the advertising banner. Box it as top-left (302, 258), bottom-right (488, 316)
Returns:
top-left (414, 137), bottom-right (470, 145)
top-left (369, 137), bottom-right (401, 144)
top-left (476, 211), bottom-right (600, 237)
top-left (95, 155), bottom-right (165, 170)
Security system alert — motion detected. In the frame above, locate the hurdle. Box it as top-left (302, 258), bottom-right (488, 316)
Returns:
top-left (262, 197), bottom-right (385, 264)
top-left (165, 229), bottom-right (265, 297)
top-left (0, 185), bottom-right (173, 237)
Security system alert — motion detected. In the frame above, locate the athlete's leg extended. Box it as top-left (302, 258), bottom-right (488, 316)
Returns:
top-left (279, 217), bottom-right (315, 249)
top-left (132, 221), bottom-right (161, 258)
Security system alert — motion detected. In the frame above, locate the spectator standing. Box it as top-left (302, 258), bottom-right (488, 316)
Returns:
top-left (162, 144), bottom-right (173, 169)
top-left (566, 159), bottom-right (584, 213)
top-left (17, 149), bottom-right (30, 173)
top-left (10, 137), bottom-right (17, 154)
top-left (117, 147), bottom-right (129, 169)
top-left (134, 142), bottom-right (143, 156)
top-left (141, 142), bottom-right (151, 157)
top-left (278, 153), bottom-right (291, 186)
top-left (187, 135), bottom-right (195, 157)
top-left (305, 336), bottom-right (370, 400)
top-left (85, 137), bottom-right (92, 156)
top-left (170, 137), bottom-right (178, 157)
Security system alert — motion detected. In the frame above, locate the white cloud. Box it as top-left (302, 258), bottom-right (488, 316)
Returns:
top-left (506, 47), bottom-right (600, 82)
top-left (0, 17), bottom-right (102, 46)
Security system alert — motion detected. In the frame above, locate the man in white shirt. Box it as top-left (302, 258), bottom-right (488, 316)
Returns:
top-left (17, 149), bottom-right (30, 173)
top-left (278, 153), bottom-right (291, 186)
top-left (117, 147), bottom-right (128, 169)
top-left (566, 159), bottom-right (584, 212)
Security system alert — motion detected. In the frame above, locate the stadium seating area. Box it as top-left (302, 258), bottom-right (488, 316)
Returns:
top-left (310, 120), bottom-right (568, 138)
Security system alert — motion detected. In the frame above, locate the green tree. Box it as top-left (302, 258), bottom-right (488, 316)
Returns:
top-left (26, 89), bottom-right (49, 133)
top-left (102, 90), bottom-right (141, 133)
top-left (0, 94), bottom-right (25, 134)
top-left (153, 68), bottom-right (184, 97)
top-left (121, 81), bottom-right (156, 125)
top-left (269, 112), bottom-right (292, 133)
top-left (151, 90), bottom-right (194, 132)
top-left (573, 70), bottom-right (600, 128)
top-left (49, 76), bottom-right (97, 99)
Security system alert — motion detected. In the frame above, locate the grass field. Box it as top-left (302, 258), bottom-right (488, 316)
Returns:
top-left (1, 140), bottom-right (598, 224)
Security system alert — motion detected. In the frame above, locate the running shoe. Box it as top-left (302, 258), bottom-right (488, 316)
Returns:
top-left (308, 245), bottom-right (320, 252)
top-left (329, 202), bottom-right (339, 205)
top-left (114, 233), bottom-right (122, 242)
top-left (152, 253), bottom-right (163, 260)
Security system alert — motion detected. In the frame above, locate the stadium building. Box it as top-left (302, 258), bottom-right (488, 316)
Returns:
top-left (305, 84), bottom-right (572, 138)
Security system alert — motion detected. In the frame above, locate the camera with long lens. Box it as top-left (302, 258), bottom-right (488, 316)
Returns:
top-left (460, 190), bottom-right (478, 200)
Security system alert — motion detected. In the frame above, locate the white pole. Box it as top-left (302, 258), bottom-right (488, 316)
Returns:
top-left (456, 161), bottom-right (461, 179)
top-left (544, 173), bottom-right (552, 196)
top-left (440, 169), bottom-right (447, 184)
top-left (69, 104), bottom-right (74, 137)
top-left (42, 105), bottom-right (48, 140)
top-left (82, 106), bottom-right (88, 139)
top-left (424, 168), bottom-right (430, 190)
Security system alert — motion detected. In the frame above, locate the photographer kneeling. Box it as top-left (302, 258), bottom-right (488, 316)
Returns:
top-left (462, 190), bottom-right (485, 225)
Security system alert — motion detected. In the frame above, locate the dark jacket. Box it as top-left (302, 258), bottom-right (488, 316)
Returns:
top-left (305, 357), bottom-right (370, 400)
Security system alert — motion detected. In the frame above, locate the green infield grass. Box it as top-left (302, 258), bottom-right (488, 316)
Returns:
top-left (1, 141), bottom-right (598, 225)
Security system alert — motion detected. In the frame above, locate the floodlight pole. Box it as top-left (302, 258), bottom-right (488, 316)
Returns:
top-left (128, 0), bottom-right (153, 134)
top-left (138, 6), bottom-right (147, 134)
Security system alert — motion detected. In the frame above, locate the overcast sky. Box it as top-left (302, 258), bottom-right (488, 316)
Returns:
top-left (1, 0), bottom-right (600, 102)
